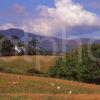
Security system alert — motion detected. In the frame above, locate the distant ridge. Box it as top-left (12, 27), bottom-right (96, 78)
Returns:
top-left (0, 28), bottom-right (100, 53)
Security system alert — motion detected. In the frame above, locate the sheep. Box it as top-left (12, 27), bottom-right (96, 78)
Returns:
top-left (15, 82), bottom-right (19, 84)
top-left (50, 83), bottom-right (55, 86)
top-left (57, 86), bottom-right (61, 90)
top-left (13, 81), bottom-right (19, 85)
top-left (13, 82), bottom-right (16, 85)
top-left (69, 91), bottom-right (72, 94)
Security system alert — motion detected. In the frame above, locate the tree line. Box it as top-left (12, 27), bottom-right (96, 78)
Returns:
top-left (49, 44), bottom-right (100, 84)
top-left (0, 33), bottom-right (54, 56)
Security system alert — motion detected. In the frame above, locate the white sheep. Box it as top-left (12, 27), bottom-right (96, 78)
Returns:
top-left (13, 81), bottom-right (19, 85)
top-left (57, 86), bottom-right (61, 90)
top-left (13, 82), bottom-right (16, 85)
top-left (69, 91), bottom-right (72, 94)
top-left (50, 83), bottom-right (55, 86)
top-left (15, 82), bottom-right (19, 84)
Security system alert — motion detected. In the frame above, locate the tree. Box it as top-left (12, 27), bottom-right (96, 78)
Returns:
top-left (49, 44), bottom-right (100, 84)
top-left (28, 39), bottom-right (42, 55)
top-left (0, 33), bottom-right (5, 39)
top-left (1, 39), bottom-right (15, 56)
top-left (11, 35), bottom-right (19, 40)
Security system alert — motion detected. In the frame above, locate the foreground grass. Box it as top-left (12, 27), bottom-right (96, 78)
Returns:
top-left (0, 73), bottom-right (100, 94)
top-left (0, 73), bottom-right (100, 100)
top-left (0, 94), bottom-right (100, 100)
top-left (0, 55), bottom-right (57, 74)
top-left (0, 56), bottom-right (100, 100)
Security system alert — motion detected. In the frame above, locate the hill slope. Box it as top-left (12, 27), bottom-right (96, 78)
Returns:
top-left (0, 72), bottom-right (100, 100)
top-left (0, 72), bottom-right (100, 94)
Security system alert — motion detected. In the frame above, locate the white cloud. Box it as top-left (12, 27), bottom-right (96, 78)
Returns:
top-left (0, 0), bottom-right (100, 37)
top-left (21, 0), bottom-right (100, 36)
top-left (21, 18), bottom-right (63, 36)
top-left (0, 23), bottom-right (16, 30)
top-left (39, 0), bottom-right (100, 26)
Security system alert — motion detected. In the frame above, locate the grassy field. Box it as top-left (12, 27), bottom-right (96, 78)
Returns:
top-left (0, 73), bottom-right (100, 100)
top-left (0, 94), bottom-right (100, 100)
top-left (0, 56), bottom-right (57, 74)
top-left (0, 56), bottom-right (100, 100)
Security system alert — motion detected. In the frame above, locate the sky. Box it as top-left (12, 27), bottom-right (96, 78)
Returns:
top-left (0, 0), bottom-right (100, 39)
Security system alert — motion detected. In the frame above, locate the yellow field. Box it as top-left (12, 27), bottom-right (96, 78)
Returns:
top-left (0, 55), bottom-right (57, 73)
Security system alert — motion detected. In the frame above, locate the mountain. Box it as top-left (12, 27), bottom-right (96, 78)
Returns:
top-left (0, 28), bottom-right (24, 38)
top-left (0, 28), bottom-right (100, 54)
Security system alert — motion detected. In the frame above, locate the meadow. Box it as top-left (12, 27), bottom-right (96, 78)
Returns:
top-left (0, 55), bottom-right (57, 74)
top-left (0, 56), bottom-right (100, 100)
top-left (0, 72), bottom-right (100, 100)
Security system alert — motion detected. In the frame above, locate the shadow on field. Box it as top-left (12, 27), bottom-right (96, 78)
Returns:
top-left (0, 67), bottom-right (46, 77)
top-left (27, 69), bottom-right (44, 76)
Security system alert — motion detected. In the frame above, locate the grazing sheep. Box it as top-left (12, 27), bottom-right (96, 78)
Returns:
top-left (50, 83), bottom-right (55, 86)
top-left (13, 82), bottom-right (16, 85)
top-left (15, 82), bottom-right (19, 84)
top-left (57, 86), bottom-right (61, 90)
top-left (13, 82), bottom-right (19, 85)
top-left (69, 91), bottom-right (72, 94)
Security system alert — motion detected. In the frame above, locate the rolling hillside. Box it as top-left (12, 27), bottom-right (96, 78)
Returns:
top-left (0, 72), bottom-right (100, 100)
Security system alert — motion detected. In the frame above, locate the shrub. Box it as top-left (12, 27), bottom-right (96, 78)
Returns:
top-left (27, 69), bottom-right (43, 75)
top-left (49, 44), bottom-right (100, 84)
top-left (1, 39), bottom-right (15, 56)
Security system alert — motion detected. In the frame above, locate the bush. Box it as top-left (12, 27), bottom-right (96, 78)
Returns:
top-left (27, 69), bottom-right (43, 75)
top-left (49, 58), bottom-right (81, 81)
top-left (1, 39), bottom-right (15, 56)
top-left (49, 44), bottom-right (100, 84)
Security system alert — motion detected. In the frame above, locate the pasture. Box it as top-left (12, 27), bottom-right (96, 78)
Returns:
top-left (0, 56), bottom-right (100, 100)
top-left (0, 55), bottom-right (57, 74)
top-left (0, 73), bottom-right (100, 100)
